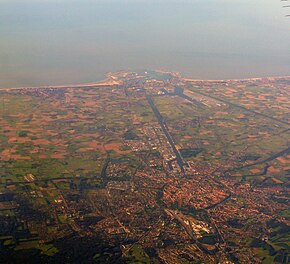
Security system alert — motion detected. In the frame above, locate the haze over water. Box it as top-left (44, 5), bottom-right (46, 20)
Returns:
top-left (1, 0), bottom-right (290, 88)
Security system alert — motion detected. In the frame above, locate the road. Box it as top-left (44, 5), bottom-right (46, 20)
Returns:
top-left (146, 93), bottom-right (185, 174)
top-left (187, 88), bottom-right (290, 126)
top-left (229, 145), bottom-right (290, 173)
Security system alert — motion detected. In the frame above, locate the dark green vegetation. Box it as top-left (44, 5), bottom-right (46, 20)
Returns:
top-left (123, 130), bottom-right (139, 140)
top-left (180, 148), bottom-right (204, 158)
top-left (0, 71), bottom-right (289, 263)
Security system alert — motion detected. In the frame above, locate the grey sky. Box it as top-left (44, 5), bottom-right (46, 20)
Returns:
top-left (0, 0), bottom-right (289, 87)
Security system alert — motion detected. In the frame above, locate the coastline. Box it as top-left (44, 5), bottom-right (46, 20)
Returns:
top-left (0, 70), bottom-right (290, 91)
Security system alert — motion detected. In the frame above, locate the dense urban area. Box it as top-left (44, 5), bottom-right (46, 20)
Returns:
top-left (0, 70), bottom-right (289, 263)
